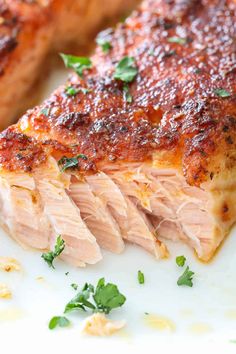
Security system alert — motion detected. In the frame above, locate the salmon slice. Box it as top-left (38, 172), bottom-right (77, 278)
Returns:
top-left (0, 0), bottom-right (235, 265)
top-left (0, 171), bottom-right (50, 249)
top-left (86, 171), bottom-right (167, 257)
top-left (0, 0), bottom-right (139, 128)
top-left (68, 176), bottom-right (125, 254)
top-left (33, 157), bottom-right (102, 265)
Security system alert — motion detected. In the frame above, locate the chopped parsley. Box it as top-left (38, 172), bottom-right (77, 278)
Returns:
top-left (214, 88), bottom-right (231, 98)
top-left (64, 278), bottom-right (126, 315)
top-left (96, 38), bottom-right (112, 53)
top-left (71, 283), bottom-right (78, 291)
top-left (123, 84), bottom-right (133, 103)
top-left (96, 28), bottom-right (113, 53)
top-left (177, 266), bottom-right (194, 287)
top-left (58, 154), bottom-right (88, 172)
top-left (65, 86), bottom-right (90, 97)
top-left (48, 316), bottom-right (70, 330)
top-left (138, 270), bottom-right (145, 284)
top-left (41, 235), bottom-right (65, 269)
top-left (65, 86), bottom-right (79, 96)
top-left (60, 53), bottom-right (92, 77)
top-left (168, 36), bottom-right (187, 45)
top-left (176, 255), bottom-right (186, 267)
top-left (114, 56), bottom-right (138, 83)
top-left (93, 278), bottom-right (126, 314)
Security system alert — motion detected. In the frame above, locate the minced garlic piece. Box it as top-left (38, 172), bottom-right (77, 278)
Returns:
top-left (0, 283), bottom-right (12, 299)
top-left (0, 257), bottom-right (21, 272)
top-left (82, 313), bottom-right (126, 336)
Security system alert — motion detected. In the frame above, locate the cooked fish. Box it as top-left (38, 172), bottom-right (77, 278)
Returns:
top-left (0, 0), bottom-right (235, 265)
top-left (0, 0), bottom-right (139, 129)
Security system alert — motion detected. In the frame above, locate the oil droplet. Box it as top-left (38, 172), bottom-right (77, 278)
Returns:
top-left (144, 314), bottom-right (175, 332)
top-left (225, 309), bottom-right (236, 320)
top-left (0, 308), bottom-right (24, 322)
top-left (188, 323), bottom-right (213, 334)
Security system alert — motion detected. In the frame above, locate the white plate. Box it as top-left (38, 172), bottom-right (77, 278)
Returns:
top-left (1, 68), bottom-right (236, 353)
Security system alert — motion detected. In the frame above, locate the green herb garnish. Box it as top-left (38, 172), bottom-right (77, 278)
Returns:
top-left (123, 84), bottom-right (133, 103)
top-left (64, 278), bottom-right (126, 315)
top-left (93, 278), bottom-right (126, 314)
top-left (176, 255), bottom-right (186, 267)
top-left (177, 266), bottom-right (194, 287)
top-left (168, 36), bottom-right (187, 45)
top-left (114, 56), bottom-right (138, 83)
top-left (96, 38), bottom-right (112, 53)
top-left (214, 88), bottom-right (231, 98)
top-left (60, 54), bottom-right (92, 77)
top-left (65, 86), bottom-right (79, 96)
top-left (65, 86), bottom-right (90, 96)
top-left (71, 283), bottom-right (78, 291)
top-left (42, 235), bottom-right (65, 269)
top-left (48, 316), bottom-right (70, 330)
top-left (138, 270), bottom-right (145, 284)
top-left (58, 154), bottom-right (88, 172)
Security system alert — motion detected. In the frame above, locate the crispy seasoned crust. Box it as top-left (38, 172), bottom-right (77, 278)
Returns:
top-left (0, 0), bottom-right (236, 186)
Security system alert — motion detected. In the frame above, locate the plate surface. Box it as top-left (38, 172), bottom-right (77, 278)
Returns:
top-left (1, 68), bottom-right (236, 353)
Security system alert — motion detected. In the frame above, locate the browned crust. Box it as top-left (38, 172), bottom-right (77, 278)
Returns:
top-left (0, 0), bottom-right (235, 186)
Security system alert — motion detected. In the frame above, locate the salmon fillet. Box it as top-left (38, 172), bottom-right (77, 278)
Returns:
top-left (0, 0), bottom-right (235, 265)
top-left (0, 0), bottom-right (139, 129)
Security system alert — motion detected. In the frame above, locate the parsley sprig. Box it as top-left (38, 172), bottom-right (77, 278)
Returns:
top-left (176, 255), bottom-right (186, 267)
top-left (64, 278), bottom-right (126, 315)
top-left (114, 56), bottom-right (138, 83)
top-left (60, 54), bottom-right (92, 77)
top-left (42, 235), bottom-right (65, 269)
top-left (214, 88), bottom-right (231, 98)
top-left (49, 316), bottom-right (70, 330)
top-left (138, 270), bottom-right (145, 284)
top-left (113, 56), bottom-right (138, 103)
top-left (58, 154), bottom-right (88, 172)
top-left (96, 28), bottom-right (113, 53)
top-left (177, 266), bottom-right (194, 287)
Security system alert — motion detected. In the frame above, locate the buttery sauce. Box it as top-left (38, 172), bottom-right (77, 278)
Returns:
top-left (188, 323), bottom-right (213, 334)
top-left (143, 314), bottom-right (176, 332)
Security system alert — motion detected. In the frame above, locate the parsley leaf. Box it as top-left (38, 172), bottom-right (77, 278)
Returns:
top-left (176, 255), bottom-right (186, 267)
top-left (177, 266), bottom-right (194, 287)
top-left (64, 278), bottom-right (126, 315)
top-left (168, 36), bottom-right (187, 45)
top-left (48, 316), bottom-right (70, 330)
top-left (58, 154), bottom-right (88, 172)
top-left (138, 270), bottom-right (145, 284)
top-left (93, 278), bottom-right (126, 314)
top-left (114, 56), bottom-right (138, 83)
top-left (64, 283), bottom-right (95, 313)
top-left (96, 38), bottom-right (112, 53)
top-left (123, 84), bottom-right (133, 103)
top-left (65, 86), bottom-right (79, 96)
top-left (65, 86), bottom-right (90, 96)
top-left (60, 54), bottom-right (92, 77)
top-left (96, 28), bottom-right (113, 53)
top-left (41, 235), bottom-right (65, 269)
top-left (71, 283), bottom-right (78, 291)
top-left (214, 88), bottom-right (231, 98)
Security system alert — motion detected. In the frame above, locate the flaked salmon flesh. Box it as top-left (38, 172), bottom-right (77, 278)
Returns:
top-left (0, 0), bottom-right (235, 265)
